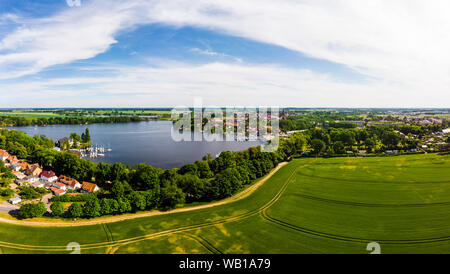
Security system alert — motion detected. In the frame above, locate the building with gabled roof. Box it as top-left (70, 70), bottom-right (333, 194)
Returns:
top-left (81, 182), bottom-right (99, 193)
top-left (41, 170), bottom-right (58, 182)
top-left (50, 187), bottom-right (66, 196)
top-left (25, 164), bottom-right (42, 177)
top-left (0, 149), bottom-right (9, 161)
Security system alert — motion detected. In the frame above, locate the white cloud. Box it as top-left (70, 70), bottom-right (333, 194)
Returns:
top-left (0, 0), bottom-right (449, 106)
top-left (0, 62), bottom-right (442, 108)
top-left (190, 48), bottom-right (221, 57)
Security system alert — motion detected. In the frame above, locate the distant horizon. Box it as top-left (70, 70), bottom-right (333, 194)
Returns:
top-left (0, 107), bottom-right (449, 110)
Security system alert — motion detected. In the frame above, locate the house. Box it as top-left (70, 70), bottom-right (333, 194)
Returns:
top-left (57, 137), bottom-right (74, 148)
top-left (50, 187), bottom-right (66, 196)
top-left (31, 181), bottom-right (45, 188)
top-left (68, 180), bottom-right (82, 190)
top-left (40, 170), bottom-right (58, 182)
top-left (53, 182), bottom-right (67, 190)
top-left (7, 155), bottom-right (18, 164)
top-left (8, 197), bottom-right (22, 205)
top-left (25, 164), bottom-right (42, 176)
top-left (59, 175), bottom-right (82, 191)
top-left (81, 182), bottom-right (99, 193)
top-left (10, 163), bottom-right (22, 172)
top-left (27, 176), bottom-right (40, 184)
top-left (18, 161), bottom-right (29, 171)
top-left (0, 149), bottom-right (9, 161)
top-left (12, 171), bottom-right (26, 180)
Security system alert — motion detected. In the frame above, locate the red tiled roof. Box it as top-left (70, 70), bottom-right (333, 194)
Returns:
top-left (50, 187), bottom-right (65, 194)
top-left (41, 170), bottom-right (56, 178)
top-left (58, 175), bottom-right (79, 186)
top-left (81, 182), bottom-right (98, 193)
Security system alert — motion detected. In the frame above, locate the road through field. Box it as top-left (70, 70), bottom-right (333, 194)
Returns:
top-left (0, 162), bottom-right (288, 227)
top-left (0, 162), bottom-right (300, 252)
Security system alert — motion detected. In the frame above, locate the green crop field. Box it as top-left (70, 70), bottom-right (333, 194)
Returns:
top-left (0, 153), bottom-right (449, 254)
top-left (0, 111), bottom-right (65, 118)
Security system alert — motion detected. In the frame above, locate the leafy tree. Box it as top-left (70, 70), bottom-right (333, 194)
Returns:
top-left (95, 162), bottom-right (111, 185)
top-left (84, 198), bottom-right (101, 218)
top-left (81, 128), bottom-right (91, 143)
top-left (99, 198), bottom-right (112, 215)
top-left (19, 202), bottom-right (46, 219)
top-left (130, 164), bottom-right (160, 191)
top-left (195, 161), bottom-right (213, 179)
top-left (311, 139), bottom-right (326, 155)
top-left (142, 190), bottom-right (159, 209)
top-left (176, 174), bottom-right (205, 202)
top-left (50, 201), bottom-right (65, 217)
top-left (159, 183), bottom-right (185, 209)
top-left (333, 141), bottom-right (346, 154)
top-left (19, 188), bottom-right (40, 200)
top-left (117, 198), bottom-right (132, 213)
top-left (128, 192), bottom-right (146, 211)
top-left (210, 168), bottom-right (242, 199)
top-left (111, 162), bottom-right (128, 182)
top-left (178, 163), bottom-right (198, 176)
top-left (68, 203), bottom-right (83, 218)
top-left (111, 180), bottom-right (125, 198)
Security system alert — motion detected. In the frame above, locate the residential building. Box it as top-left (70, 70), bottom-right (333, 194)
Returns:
top-left (41, 170), bottom-right (58, 182)
top-left (58, 175), bottom-right (81, 190)
top-left (9, 197), bottom-right (22, 205)
top-left (57, 137), bottom-right (74, 148)
top-left (31, 181), bottom-right (45, 188)
top-left (27, 176), bottom-right (40, 183)
top-left (53, 182), bottom-right (67, 190)
top-left (25, 164), bottom-right (42, 176)
top-left (18, 161), bottom-right (29, 171)
top-left (81, 182), bottom-right (99, 193)
top-left (50, 187), bottom-right (66, 196)
top-left (7, 155), bottom-right (18, 164)
top-left (10, 164), bottom-right (22, 172)
top-left (12, 171), bottom-right (26, 180)
top-left (0, 149), bottom-right (9, 161)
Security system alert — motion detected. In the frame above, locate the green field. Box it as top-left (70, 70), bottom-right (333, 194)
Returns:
top-left (0, 154), bottom-right (449, 254)
top-left (0, 111), bottom-right (65, 118)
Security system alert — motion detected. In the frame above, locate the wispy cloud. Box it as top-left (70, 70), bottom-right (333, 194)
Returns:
top-left (0, 0), bottom-right (449, 106)
top-left (190, 48), bottom-right (222, 57)
top-left (0, 61), bottom-right (442, 108)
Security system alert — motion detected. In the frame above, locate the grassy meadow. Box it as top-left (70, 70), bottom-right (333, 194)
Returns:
top-left (0, 153), bottom-right (449, 254)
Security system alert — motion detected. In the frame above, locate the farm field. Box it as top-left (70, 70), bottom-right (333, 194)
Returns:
top-left (0, 154), bottom-right (449, 254)
top-left (0, 111), bottom-right (66, 118)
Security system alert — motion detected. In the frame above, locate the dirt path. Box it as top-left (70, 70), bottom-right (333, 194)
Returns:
top-left (0, 162), bottom-right (289, 227)
top-left (0, 162), bottom-right (302, 252)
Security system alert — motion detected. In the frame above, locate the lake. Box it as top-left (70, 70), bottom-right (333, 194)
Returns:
top-left (9, 121), bottom-right (264, 169)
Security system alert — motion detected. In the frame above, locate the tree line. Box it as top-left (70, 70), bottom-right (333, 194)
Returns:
top-left (1, 128), bottom-right (307, 219)
top-left (0, 115), bottom-right (155, 127)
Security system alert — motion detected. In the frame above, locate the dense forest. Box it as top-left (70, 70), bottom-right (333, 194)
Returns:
top-left (0, 115), bottom-right (158, 127)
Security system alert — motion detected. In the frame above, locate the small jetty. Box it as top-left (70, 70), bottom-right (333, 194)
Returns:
top-left (80, 145), bottom-right (112, 159)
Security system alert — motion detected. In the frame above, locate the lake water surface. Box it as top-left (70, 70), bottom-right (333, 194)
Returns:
top-left (9, 121), bottom-right (264, 169)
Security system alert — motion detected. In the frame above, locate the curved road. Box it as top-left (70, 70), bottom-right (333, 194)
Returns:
top-left (0, 162), bottom-right (288, 227)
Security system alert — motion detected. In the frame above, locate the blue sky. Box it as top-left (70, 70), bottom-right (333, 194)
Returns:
top-left (0, 0), bottom-right (449, 107)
